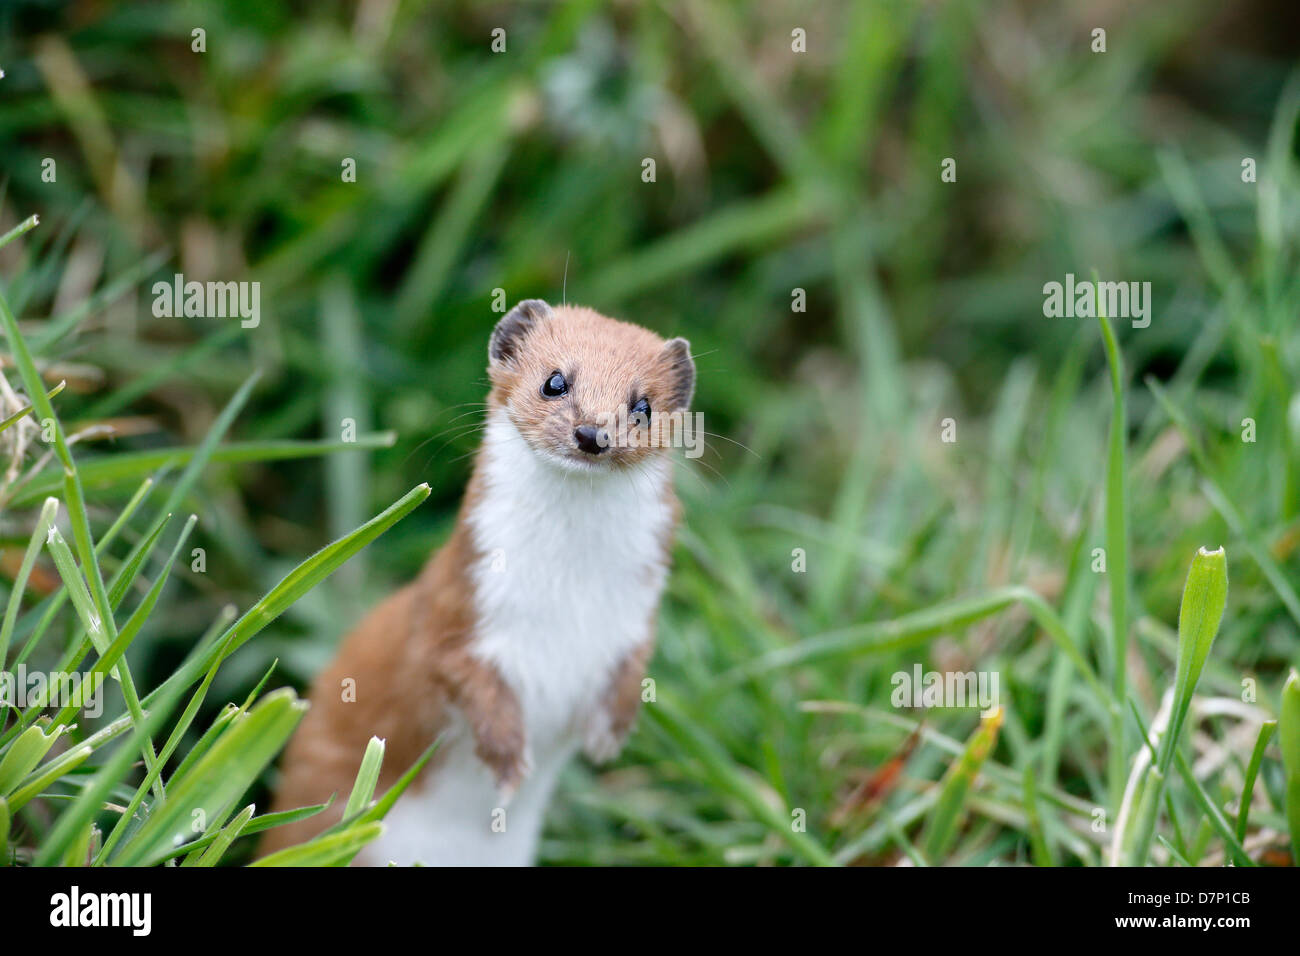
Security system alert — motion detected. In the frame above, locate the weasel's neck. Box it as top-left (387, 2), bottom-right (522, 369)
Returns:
top-left (463, 409), bottom-right (674, 725)
top-left (469, 407), bottom-right (675, 538)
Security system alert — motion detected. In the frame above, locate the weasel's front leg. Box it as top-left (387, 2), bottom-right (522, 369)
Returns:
top-left (451, 662), bottom-right (531, 799)
top-left (583, 638), bottom-right (655, 764)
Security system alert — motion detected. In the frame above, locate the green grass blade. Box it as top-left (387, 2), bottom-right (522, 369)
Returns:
top-left (1096, 294), bottom-right (1131, 815)
top-left (0, 497), bottom-right (59, 667)
top-left (721, 584), bottom-right (1107, 703)
top-left (0, 284), bottom-right (163, 790)
top-left (1128, 546), bottom-right (1228, 865)
top-left (146, 483), bottom-right (430, 692)
top-left (321, 739), bottom-right (440, 840)
top-left (1163, 547), bottom-right (1228, 769)
top-left (48, 515), bottom-right (199, 733)
top-left (250, 821), bottom-right (385, 867)
top-left (0, 380), bottom-right (65, 436)
top-left (31, 636), bottom-right (218, 865)
top-left (344, 737), bottom-right (385, 820)
top-left (156, 799), bottom-right (334, 865)
top-left (1022, 765), bottom-right (1055, 866)
top-left (60, 822), bottom-right (99, 867)
top-left (0, 214), bottom-right (39, 252)
top-left (645, 700), bottom-right (837, 866)
top-left (920, 708), bottom-right (1003, 861)
top-left (2, 474), bottom-right (155, 685)
top-left (190, 804), bottom-right (255, 867)
top-left (0, 724), bottom-right (66, 795)
top-left (6, 743), bottom-right (92, 814)
top-left (111, 687), bottom-right (307, 866)
top-left (8, 434), bottom-right (398, 507)
top-left (44, 524), bottom-right (112, 664)
top-left (1171, 747), bottom-right (1253, 866)
top-left (1280, 671), bottom-right (1300, 862)
top-left (96, 604), bottom-right (236, 863)
top-left (1236, 720), bottom-right (1276, 841)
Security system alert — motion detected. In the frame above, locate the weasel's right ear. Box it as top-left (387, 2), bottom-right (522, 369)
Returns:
top-left (659, 337), bottom-right (695, 411)
top-left (489, 299), bottom-right (553, 365)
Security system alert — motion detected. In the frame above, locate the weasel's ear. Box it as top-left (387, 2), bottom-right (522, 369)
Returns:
top-left (489, 299), bottom-right (553, 365)
top-left (659, 337), bottom-right (695, 411)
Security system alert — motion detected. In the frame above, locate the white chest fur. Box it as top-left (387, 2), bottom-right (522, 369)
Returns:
top-left (363, 411), bottom-right (673, 866)
top-left (468, 410), bottom-right (672, 741)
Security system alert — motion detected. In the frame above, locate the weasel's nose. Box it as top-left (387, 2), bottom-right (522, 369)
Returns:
top-left (574, 425), bottom-right (608, 455)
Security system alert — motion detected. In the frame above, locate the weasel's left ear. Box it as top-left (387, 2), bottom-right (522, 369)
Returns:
top-left (489, 299), bottom-right (553, 365)
top-left (659, 337), bottom-right (695, 411)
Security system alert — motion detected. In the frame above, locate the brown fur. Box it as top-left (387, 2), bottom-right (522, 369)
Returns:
top-left (259, 303), bottom-right (692, 858)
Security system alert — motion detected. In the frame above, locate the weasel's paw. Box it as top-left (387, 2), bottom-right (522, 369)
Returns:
top-left (581, 711), bottom-right (626, 765)
top-left (475, 731), bottom-right (530, 803)
top-left (489, 743), bottom-right (532, 805)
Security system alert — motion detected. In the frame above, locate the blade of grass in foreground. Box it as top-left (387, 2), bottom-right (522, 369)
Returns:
top-left (0, 724), bottom-right (67, 796)
top-left (321, 738), bottom-right (440, 839)
top-left (35, 485), bottom-right (424, 865)
top-left (1236, 720), bottom-right (1276, 842)
top-left (2, 506), bottom-right (174, 742)
top-left (190, 803), bottom-right (256, 867)
top-left (1127, 546), bottom-right (1228, 866)
top-left (1280, 671), bottom-right (1300, 863)
top-left (142, 482), bottom-right (430, 707)
top-left (1096, 290), bottom-right (1131, 818)
top-left (344, 737), bottom-right (386, 819)
top-left (0, 214), bottom-right (39, 252)
top-left (258, 740), bottom-right (440, 868)
top-left (0, 380), bottom-right (65, 436)
top-left (148, 800), bottom-right (334, 865)
top-left (0, 285), bottom-right (166, 796)
top-left (7, 434), bottom-right (398, 506)
top-left (251, 822), bottom-right (386, 867)
top-left (32, 657), bottom-right (195, 865)
top-left (0, 796), bottom-right (9, 862)
top-left (2, 475), bottom-right (154, 687)
top-left (16, 369), bottom-right (259, 741)
top-left (5, 715), bottom-right (136, 812)
top-left (920, 708), bottom-right (1003, 862)
top-left (0, 497), bottom-right (59, 667)
top-left (112, 688), bottom-right (307, 866)
top-left (51, 517), bottom-right (202, 735)
top-left (1171, 747), bottom-right (1252, 867)
top-left (98, 606), bottom-right (237, 863)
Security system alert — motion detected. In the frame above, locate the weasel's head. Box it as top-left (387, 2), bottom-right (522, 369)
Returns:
top-left (486, 299), bottom-right (695, 472)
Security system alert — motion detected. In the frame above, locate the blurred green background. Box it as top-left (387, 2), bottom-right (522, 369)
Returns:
top-left (2, 0), bottom-right (1299, 864)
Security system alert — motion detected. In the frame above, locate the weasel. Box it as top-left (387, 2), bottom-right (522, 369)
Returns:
top-left (260, 300), bottom-right (695, 866)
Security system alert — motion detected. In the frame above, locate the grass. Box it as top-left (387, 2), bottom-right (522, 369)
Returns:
top-left (0, 266), bottom-right (430, 864)
top-left (0, 1), bottom-right (1298, 866)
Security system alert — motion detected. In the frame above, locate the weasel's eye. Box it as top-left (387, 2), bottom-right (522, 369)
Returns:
top-left (540, 371), bottom-right (568, 398)
top-left (630, 397), bottom-right (651, 425)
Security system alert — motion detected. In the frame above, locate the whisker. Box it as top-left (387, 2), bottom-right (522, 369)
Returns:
top-left (441, 431), bottom-right (528, 468)
top-left (665, 450), bottom-right (722, 490)
top-left (401, 404), bottom-right (493, 467)
top-left (696, 429), bottom-right (761, 459)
